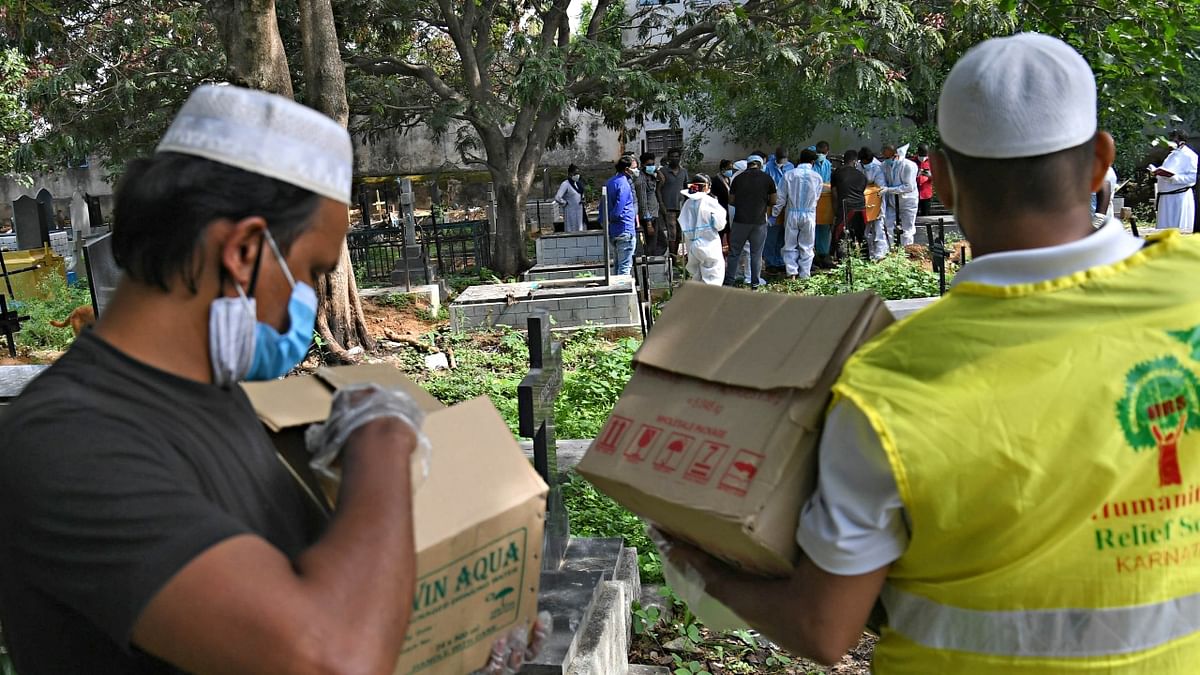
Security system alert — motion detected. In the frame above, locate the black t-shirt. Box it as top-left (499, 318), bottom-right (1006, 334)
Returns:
top-left (730, 168), bottom-right (777, 225)
top-left (831, 165), bottom-right (868, 210)
top-left (710, 176), bottom-right (731, 210)
top-left (0, 331), bottom-right (321, 674)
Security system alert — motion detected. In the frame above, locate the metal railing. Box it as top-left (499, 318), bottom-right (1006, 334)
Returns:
top-left (347, 218), bottom-right (492, 283)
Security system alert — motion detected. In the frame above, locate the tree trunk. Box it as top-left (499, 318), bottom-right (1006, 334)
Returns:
top-left (297, 0), bottom-right (373, 361)
top-left (491, 178), bottom-right (531, 278)
top-left (206, 0), bottom-right (294, 97)
top-left (1158, 438), bottom-right (1183, 487)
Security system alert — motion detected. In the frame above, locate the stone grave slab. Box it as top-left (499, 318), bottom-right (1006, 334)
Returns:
top-left (451, 277), bottom-right (639, 331)
top-left (0, 365), bottom-right (47, 405)
top-left (12, 196), bottom-right (44, 251)
top-left (83, 232), bottom-right (119, 317)
top-left (884, 296), bottom-right (939, 320)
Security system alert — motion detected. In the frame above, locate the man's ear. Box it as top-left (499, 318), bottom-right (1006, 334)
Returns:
top-left (216, 216), bottom-right (268, 291)
top-left (1090, 131), bottom-right (1116, 194)
top-left (930, 150), bottom-right (954, 212)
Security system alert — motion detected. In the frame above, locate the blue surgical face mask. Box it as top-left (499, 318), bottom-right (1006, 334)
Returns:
top-left (817, 153), bottom-right (826, 161)
top-left (208, 229), bottom-right (317, 386)
top-left (723, 170), bottom-right (734, 178)
top-left (645, 165), bottom-right (657, 174)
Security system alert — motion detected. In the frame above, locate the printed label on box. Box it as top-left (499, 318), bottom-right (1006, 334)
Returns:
top-left (597, 415), bottom-right (633, 455)
top-left (653, 433), bottom-right (696, 474)
top-left (624, 424), bottom-right (663, 464)
top-left (684, 441), bottom-right (730, 485)
top-left (402, 528), bottom-right (529, 672)
top-left (718, 450), bottom-right (765, 497)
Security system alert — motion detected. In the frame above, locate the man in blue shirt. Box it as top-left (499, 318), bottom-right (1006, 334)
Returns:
top-left (606, 156), bottom-right (639, 275)
top-left (813, 141), bottom-right (833, 182)
top-left (763, 146), bottom-right (793, 271)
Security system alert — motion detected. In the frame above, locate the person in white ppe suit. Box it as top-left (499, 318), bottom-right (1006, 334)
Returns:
top-left (1154, 130), bottom-right (1198, 233)
top-left (881, 143), bottom-right (919, 246)
top-left (678, 174), bottom-right (727, 284)
top-left (859, 148), bottom-right (891, 259)
top-left (772, 148), bottom-right (824, 278)
top-left (554, 164), bottom-right (586, 232)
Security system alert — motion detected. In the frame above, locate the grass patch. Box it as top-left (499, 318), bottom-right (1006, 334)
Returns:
top-left (13, 274), bottom-right (91, 351)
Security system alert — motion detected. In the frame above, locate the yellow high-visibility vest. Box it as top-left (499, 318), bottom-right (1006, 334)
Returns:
top-left (835, 229), bottom-right (1200, 673)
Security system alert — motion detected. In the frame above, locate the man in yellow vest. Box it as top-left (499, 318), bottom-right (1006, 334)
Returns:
top-left (666, 32), bottom-right (1200, 673)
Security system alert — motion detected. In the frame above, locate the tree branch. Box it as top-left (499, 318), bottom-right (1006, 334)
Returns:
top-left (350, 57), bottom-right (463, 104)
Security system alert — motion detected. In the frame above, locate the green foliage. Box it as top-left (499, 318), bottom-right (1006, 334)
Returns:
top-left (0, 48), bottom-right (33, 174)
top-left (770, 251), bottom-right (946, 300)
top-left (561, 470), bottom-right (662, 583)
top-left (14, 274), bottom-right (92, 351)
top-left (4, 1), bottom-right (224, 174)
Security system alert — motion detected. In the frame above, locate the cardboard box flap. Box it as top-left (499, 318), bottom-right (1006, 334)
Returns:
top-left (317, 365), bottom-right (444, 414)
top-left (635, 284), bottom-right (885, 391)
top-left (415, 397), bottom-right (549, 550)
top-left (241, 375), bottom-right (336, 432)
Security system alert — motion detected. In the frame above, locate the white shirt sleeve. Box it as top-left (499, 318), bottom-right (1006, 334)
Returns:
top-left (797, 399), bottom-right (909, 575)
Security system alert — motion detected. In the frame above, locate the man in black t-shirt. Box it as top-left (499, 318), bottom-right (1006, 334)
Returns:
top-left (830, 149), bottom-right (870, 257)
top-left (723, 155), bottom-right (778, 289)
top-left (0, 86), bottom-right (543, 675)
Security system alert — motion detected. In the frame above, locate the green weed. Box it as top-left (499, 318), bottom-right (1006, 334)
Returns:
top-left (12, 274), bottom-right (91, 351)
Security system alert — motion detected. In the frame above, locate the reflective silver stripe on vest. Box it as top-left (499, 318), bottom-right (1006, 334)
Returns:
top-left (882, 584), bottom-right (1200, 657)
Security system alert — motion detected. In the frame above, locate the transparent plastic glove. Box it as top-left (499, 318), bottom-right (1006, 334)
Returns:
top-left (304, 383), bottom-right (432, 491)
top-left (648, 527), bottom-right (749, 632)
top-left (470, 610), bottom-right (553, 675)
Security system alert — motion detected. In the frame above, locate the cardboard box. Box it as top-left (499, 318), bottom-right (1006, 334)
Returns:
top-left (577, 284), bottom-right (893, 576)
top-left (242, 365), bottom-right (549, 675)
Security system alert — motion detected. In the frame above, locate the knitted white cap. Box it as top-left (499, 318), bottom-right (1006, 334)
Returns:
top-left (938, 33), bottom-right (1097, 159)
top-left (156, 85), bottom-right (353, 204)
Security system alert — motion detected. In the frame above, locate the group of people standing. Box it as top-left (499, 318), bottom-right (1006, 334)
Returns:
top-left (598, 143), bottom-right (938, 287)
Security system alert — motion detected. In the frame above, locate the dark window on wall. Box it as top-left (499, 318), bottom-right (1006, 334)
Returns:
top-left (644, 128), bottom-right (684, 158)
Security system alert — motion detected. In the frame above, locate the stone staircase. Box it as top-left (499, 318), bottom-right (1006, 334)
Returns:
top-left (523, 537), bottom-right (643, 674)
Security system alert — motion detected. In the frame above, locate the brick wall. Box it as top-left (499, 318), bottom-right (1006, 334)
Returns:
top-left (535, 232), bottom-right (607, 265)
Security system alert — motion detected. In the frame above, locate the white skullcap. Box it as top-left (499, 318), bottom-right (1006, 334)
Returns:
top-left (156, 84), bottom-right (353, 204)
top-left (747, 155), bottom-right (765, 165)
top-left (733, 160), bottom-right (747, 171)
top-left (938, 33), bottom-right (1096, 159)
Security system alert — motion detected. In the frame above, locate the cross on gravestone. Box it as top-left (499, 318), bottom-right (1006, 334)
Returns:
top-left (0, 256), bottom-right (32, 358)
top-left (12, 196), bottom-right (45, 251)
top-left (518, 311), bottom-right (569, 571)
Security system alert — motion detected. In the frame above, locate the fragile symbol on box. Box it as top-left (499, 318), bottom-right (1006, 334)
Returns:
top-left (624, 424), bottom-right (663, 463)
top-left (718, 449), bottom-right (764, 497)
top-left (653, 433), bottom-right (696, 474)
top-left (684, 441), bottom-right (730, 485)
top-left (597, 415), bottom-right (632, 455)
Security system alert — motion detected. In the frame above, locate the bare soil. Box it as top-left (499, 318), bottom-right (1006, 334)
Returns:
top-left (632, 629), bottom-right (876, 674)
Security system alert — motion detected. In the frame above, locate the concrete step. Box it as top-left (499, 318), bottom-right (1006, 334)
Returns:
top-left (627, 667), bottom-right (671, 675)
top-left (523, 537), bottom-right (637, 675)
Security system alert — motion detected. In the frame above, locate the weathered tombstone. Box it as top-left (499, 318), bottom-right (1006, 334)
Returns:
top-left (70, 191), bottom-right (92, 237)
top-left (83, 232), bottom-right (119, 318)
top-left (12, 196), bottom-right (45, 250)
top-left (84, 193), bottom-right (104, 231)
top-left (518, 311), bottom-right (568, 571)
top-left (36, 189), bottom-right (56, 231)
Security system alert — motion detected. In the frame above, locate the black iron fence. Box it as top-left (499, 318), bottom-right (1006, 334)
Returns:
top-left (347, 218), bottom-right (491, 283)
top-left (423, 218), bottom-right (490, 276)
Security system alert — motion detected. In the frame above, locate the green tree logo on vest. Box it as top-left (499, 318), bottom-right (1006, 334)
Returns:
top-left (1117, 356), bottom-right (1200, 486)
